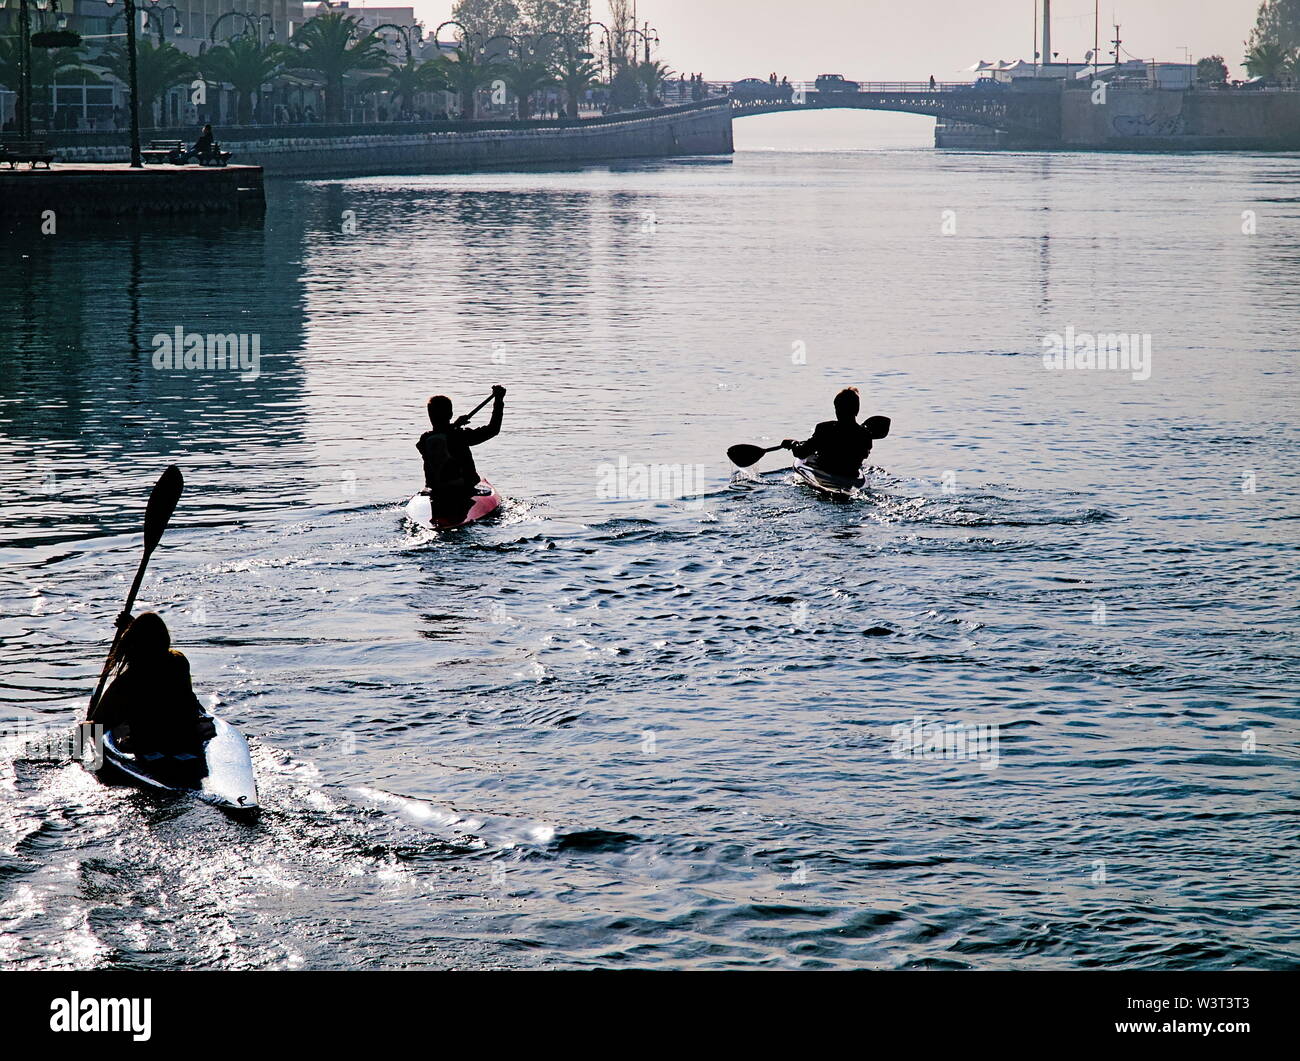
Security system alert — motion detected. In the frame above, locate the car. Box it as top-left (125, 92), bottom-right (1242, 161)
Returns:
top-left (954, 78), bottom-right (1008, 94)
top-left (814, 73), bottom-right (859, 94)
top-left (730, 77), bottom-right (794, 104)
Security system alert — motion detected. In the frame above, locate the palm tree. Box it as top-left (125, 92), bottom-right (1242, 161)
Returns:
top-left (0, 40), bottom-right (100, 126)
top-left (634, 59), bottom-right (672, 106)
top-left (361, 55), bottom-right (448, 117)
top-left (551, 50), bottom-right (601, 118)
top-left (201, 35), bottom-right (294, 125)
top-left (1245, 41), bottom-right (1294, 79)
top-left (502, 55), bottom-right (553, 119)
top-left (430, 45), bottom-right (505, 120)
top-left (289, 11), bottom-right (389, 123)
top-left (100, 39), bottom-right (197, 129)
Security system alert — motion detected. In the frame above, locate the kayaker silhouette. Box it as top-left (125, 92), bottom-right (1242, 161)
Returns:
top-left (418, 386), bottom-right (506, 522)
top-left (87, 611), bottom-right (216, 777)
top-left (781, 387), bottom-right (887, 483)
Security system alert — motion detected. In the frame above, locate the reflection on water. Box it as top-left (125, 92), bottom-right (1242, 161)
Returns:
top-left (1, 148), bottom-right (1298, 970)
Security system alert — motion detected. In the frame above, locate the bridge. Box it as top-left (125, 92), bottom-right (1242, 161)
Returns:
top-left (704, 81), bottom-right (1064, 142)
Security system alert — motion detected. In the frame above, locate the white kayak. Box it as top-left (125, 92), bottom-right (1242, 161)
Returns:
top-left (793, 458), bottom-right (866, 497)
top-left (95, 714), bottom-right (258, 817)
top-left (405, 479), bottom-right (501, 529)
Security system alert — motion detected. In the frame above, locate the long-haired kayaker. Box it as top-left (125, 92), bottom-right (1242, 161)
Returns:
top-left (86, 611), bottom-right (215, 766)
top-left (418, 385), bottom-right (506, 523)
top-left (781, 387), bottom-right (881, 480)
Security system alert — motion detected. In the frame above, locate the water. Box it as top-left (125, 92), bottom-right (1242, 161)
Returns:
top-left (2, 124), bottom-right (1298, 970)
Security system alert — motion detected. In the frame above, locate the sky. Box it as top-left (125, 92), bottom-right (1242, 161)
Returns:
top-left (405, 0), bottom-right (1264, 81)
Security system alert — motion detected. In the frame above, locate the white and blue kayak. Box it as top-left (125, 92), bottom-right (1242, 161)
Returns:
top-left (95, 714), bottom-right (258, 817)
top-left (793, 458), bottom-right (866, 497)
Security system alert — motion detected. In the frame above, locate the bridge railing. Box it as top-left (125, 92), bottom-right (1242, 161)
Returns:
top-left (712, 81), bottom-right (978, 98)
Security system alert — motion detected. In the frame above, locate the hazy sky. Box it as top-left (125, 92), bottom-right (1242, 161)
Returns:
top-left (408, 1), bottom-right (1263, 80)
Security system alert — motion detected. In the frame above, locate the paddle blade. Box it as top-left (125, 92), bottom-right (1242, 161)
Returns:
top-left (143, 465), bottom-right (184, 552)
top-left (865, 416), bottom-right (891, 440)
top-left (727, 444), bottom-right (768, 468)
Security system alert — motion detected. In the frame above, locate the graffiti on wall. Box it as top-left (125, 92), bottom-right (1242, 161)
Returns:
top-left (1112, 113), bottom-right (1187, 137)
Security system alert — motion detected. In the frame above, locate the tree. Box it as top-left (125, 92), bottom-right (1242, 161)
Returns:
top-left (1245, 40), bottom-right (1293, 78)
top-left (634, 59), bottom-right (672, 106)
top-left (450, 0), bottom-right (523, 40)
top-left (608, 62), bottom-right (641, 111)
top-left (1196, 56), bottom-right (1229, 83)
top-left (551, 49), bottom-right (601, 117)
top-left (431, 45), bottom-right (505, 119)
top-left (289, 11), bottom-right (389, 123)
top-left (0, 39), bottom-right (99, 125)
top-left (502, 55), bottom-right (552, 118)
top-left (362, 55), bottom-right (449, 117)
top-left (201, 35), bottom-right (294, 125)
top-left (1248, 0), bottom-right (1300, 52)
top-left (520, 0), bottom-right (591, 41)
top-left (99, 38), bottom-right (196, 128)
top-left (608, 0), bottom-right (634, 68)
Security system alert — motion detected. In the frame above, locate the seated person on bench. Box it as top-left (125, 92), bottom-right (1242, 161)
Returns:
top-left (183, 124), bottom-right (217, 164)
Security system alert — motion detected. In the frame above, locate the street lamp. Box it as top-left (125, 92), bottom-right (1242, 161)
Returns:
top-left (433, 19), bottom-right (481, 54)
top-left (581, 20), bottom-right (613, 80)
top-left (10, 0), bottom-right (69, 138)
top-left (210, 10), bottom-right (276, 45)
top-left (641, 24), bottom-right (659, 65)
top-left (102, 0), bottom-right (147, 166)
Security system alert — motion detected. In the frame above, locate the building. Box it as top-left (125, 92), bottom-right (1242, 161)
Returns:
top-left (1, 0), bottom-right (313, 130)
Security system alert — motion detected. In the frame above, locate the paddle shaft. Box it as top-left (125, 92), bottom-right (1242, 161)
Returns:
top-left (461, 393), bottom-right (494, 423)
top-left (87, 465), bottom-right (184, 715)
top-left (88, 544), bottom-right (155, 712)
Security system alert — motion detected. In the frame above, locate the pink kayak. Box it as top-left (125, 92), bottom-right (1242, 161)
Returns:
top-left (405, 480), bottom-right (501, 529)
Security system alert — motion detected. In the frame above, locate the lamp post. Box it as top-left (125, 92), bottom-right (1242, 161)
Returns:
top-left (433, 19), bottom-right (481, 54)
top-left (17, 0), bottom-right (34, 137)
top-left (581, 20), bottom-right (612, 81)
top-left (210, 10), bottom-right (276, 45)
top-left (102, 0), bottom-right (144, 166)
top-left (619, 28), bottom-right (652, 67)
top-left (373, 21), bottom-right (419, 62)
top-left (641, 24), bottom-right (659, 65)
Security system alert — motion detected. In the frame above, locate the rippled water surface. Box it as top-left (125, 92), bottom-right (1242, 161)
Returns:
top-left (2, 130), bottom-right (1298, 969)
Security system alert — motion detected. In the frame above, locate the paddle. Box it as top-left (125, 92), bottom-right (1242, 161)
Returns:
top-left (728, 415), bottom-right (893, 468)
top-left (88, 465), bottom-right (185, 713)
top-left (452, 392), bottom-right (495, 428)
top-left (727, 442), bottom-right (787, 468)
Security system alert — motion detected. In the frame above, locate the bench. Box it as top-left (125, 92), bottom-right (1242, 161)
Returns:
top-left (142, 138), bottom-right (233, 167)
top-left (141, 139), bottom-right (185, 164)
top-left (0, 139), bottom-right (55, 168)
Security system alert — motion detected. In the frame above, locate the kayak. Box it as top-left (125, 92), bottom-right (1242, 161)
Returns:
top-left (793, 458), bottom-right (865, 497)
top-left (94, 714), bottom-right (258, 818)
top-left (405, 480), bottom-right (501, 529)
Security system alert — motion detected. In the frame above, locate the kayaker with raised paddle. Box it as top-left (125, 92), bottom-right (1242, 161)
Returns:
top-left (86, 611), bottom-right (216, 774)
top-left (780, 387), bottom-right (885, 481)
top-left (418, 385), bottom-right (506, 522)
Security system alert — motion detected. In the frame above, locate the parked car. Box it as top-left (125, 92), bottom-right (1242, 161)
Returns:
top-left (954, 78), bottom-right (1008, 94)
top-left (814, 73), bottom-right (859, 94)
top-left (731, 77), bottom-right (794, 104)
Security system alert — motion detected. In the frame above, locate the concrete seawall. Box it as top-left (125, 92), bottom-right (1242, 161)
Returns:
top-left (0, 164), bottom-right (265, 220)
top-left (1060, 88), bottom-right (1300, 151)
top-left (50, 102), bottom-right (735, 178)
